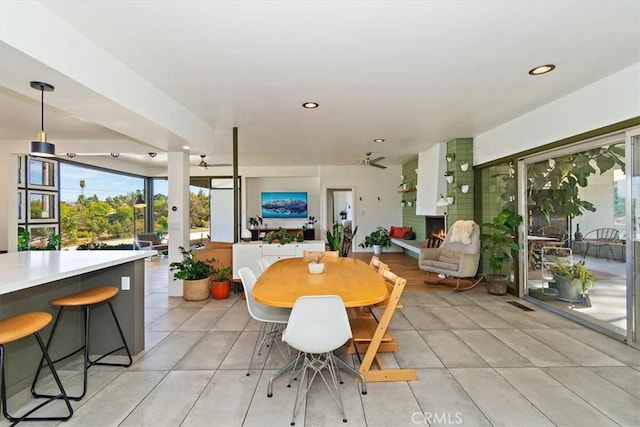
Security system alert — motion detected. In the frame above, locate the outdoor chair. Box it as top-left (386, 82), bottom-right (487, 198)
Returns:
top-left (582, 228), bottom-right (620, 261)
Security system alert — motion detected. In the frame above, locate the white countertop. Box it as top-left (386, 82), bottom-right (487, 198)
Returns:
top-left (0, 251), bottom-right (154, 295)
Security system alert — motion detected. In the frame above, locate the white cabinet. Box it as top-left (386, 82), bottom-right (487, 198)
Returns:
top-left (232, 240), bottom-right (325, 279)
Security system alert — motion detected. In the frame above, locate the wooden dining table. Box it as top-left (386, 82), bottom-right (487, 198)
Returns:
top-left (253, 257), bottom-right (388, 308)
top-left (254, 256), bottom-right (417, 384)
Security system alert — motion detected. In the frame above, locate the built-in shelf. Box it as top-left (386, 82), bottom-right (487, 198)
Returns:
top-left (398, 187), bottom-right (416, 193)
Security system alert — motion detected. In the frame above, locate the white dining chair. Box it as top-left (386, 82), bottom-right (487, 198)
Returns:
top-left (257, 258), bottom-right (272, 273)
top-left (238, 267), bottom-right (291, 375)
top-left (279, 295), bottom-right (367, 426)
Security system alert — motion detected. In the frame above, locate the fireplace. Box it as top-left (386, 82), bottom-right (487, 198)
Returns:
top-left (425, 215), bottom-right (446, 240)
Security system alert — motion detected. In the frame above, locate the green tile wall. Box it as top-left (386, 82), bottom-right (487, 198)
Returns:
top-left (478, 163), bottom-right (514, 276)
top-left (445, 138), bottom-right (474, 224)
top-left (401, 156), bottom-right (423, 259)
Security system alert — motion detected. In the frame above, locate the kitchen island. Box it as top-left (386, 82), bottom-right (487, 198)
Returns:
top-left (0, 250), bottom-right (151, 397)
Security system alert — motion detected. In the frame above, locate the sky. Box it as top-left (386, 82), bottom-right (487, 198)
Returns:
top-left (59, 163), bottom-right (149, 202)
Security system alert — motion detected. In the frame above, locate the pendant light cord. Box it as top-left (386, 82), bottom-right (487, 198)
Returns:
top-left (40, 86), bottom-right (45, 131)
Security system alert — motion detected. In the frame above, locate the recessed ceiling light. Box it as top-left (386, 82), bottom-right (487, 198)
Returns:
top-left (302, 102), bottom-right (319, 109)
top-left (182, 145), bottom-right (190, 150)
top-left (373, 138), bottom-right (385, 143)
top-left (528, 64), bottom-right (556, 75)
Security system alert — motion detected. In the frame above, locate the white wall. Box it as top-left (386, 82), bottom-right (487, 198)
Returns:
top-left (474, 62), bottom-right (640, 165)
top-left (246, 176), bottom-right (321, 230)
top-left (320, 164), bottom-right (402, 252)
top-left (575, 168), bottom-right (615, 235)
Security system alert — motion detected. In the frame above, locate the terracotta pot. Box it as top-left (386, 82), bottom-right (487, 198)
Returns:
top-left (485, 274), bottom-right (508, 295)
top-left (211, 280), bottom-right (231, 299)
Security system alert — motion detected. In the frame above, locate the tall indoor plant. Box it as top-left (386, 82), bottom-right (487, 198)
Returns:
top-left (480, 209), bottom-right (523, 295)
top-left (170, 246), bottom-right (212, 301)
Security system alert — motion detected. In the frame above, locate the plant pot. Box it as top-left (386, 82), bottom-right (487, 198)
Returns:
top-left (211, 279), bottom-right (231, 299)
top-left (485, 274), bottom-right (508, 295)
top-left (554, 275), bottom-right (588, 304)
top-left (183, 277), bottom-right (210, 301)
top-left (460, 184), bottom-right (469, 193)
top-left (308, 262), bottom-right (325, 274)
top-left (373, 244), bottom-right (382, 255)
top-left (445, 175), bottom-right (454, 184)
top-left (446, 196), bottom-right (454, 205)
top-left (460, 161), bottom-right (469, 171)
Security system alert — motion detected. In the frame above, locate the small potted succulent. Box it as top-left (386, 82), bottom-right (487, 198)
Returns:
top-left (308, 252), bottom-right (325, 274)
top-left (444, 171), bottom-right (455, 184)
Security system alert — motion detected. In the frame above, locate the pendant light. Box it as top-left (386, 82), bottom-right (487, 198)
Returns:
top-left (29, 81), bottom-right (56, 157)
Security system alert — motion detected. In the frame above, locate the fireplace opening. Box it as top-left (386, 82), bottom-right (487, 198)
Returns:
top-left (425, 215), bottom-right (446, 241)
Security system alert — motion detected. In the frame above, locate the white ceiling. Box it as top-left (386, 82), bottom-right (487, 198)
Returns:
top-left (1, 1), bottom-right (638, 169)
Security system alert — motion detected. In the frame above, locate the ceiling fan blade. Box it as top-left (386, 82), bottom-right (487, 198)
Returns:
top-left (370, 163), bottom-right (387, 169)
top-left (206, 163), bottom-right (232, 167)
top-left (369, 156), bottom-right (385, 163)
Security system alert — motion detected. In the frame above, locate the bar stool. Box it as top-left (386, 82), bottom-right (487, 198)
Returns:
top-left (32, 286), bottom-right (132, 401)
top-left (0, 312), bottom-right (73, 423)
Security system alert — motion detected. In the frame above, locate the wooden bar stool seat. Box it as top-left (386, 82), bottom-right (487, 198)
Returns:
top-left (32, 286), bottom-right (132, 401)
top-left (1, 312), bottom-right (73, 423)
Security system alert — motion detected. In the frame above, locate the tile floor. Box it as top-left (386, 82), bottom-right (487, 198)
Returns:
top-left (3, 258), bottom-right (640, 427)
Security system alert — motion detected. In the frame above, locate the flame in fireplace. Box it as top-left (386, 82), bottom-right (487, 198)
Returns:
top-left (433, 229), bottom-right (446, 240)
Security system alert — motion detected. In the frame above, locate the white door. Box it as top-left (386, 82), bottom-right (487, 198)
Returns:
top-left (210, 179), bottom-right (234, 242)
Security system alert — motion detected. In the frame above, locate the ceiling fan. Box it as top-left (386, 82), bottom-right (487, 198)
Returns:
top-left (196, 155), bottom-right (232, 170)
top-left (357, 152), bottom-right (386, 169)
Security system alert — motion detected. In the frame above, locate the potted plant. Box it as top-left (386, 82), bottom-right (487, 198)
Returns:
top-left (359, 227), bottom-right (391, 255)
top-left (264, 227), bottom-right (293, 244)
top-left (444, 171), bottom-right (455, 184)
top-left (210, 261), bottom-right (233, 300)
top-left (170, 246), bottom-right (212, 301)
top-left (326, 222), bottom-right (358, 257)
top-left (308, 252), bottom-right (325, 274)
top-left (480, 209), bottom-right (523, 295)
top-left (248, 215), bottom-right (262, 229)
top-left (550, 260), bottom-right (596, 306)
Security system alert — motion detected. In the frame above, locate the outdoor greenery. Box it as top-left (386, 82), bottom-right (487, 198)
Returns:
top-left (496, 144), bottom-right (625, 223)
top-left (55, 188), bottom-right (209, 248)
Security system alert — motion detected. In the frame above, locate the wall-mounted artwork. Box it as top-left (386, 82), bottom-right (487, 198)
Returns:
top-left (261, 191), bottom-right (308, 218)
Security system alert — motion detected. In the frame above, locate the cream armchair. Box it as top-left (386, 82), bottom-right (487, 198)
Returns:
top-left (419, 220), bottom-right (482, 291)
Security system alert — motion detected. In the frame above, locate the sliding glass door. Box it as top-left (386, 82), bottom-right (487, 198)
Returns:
top-left (627, 131), bottom-right (640, 347)
top-left (521, 133), bottom-right (629, 339)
